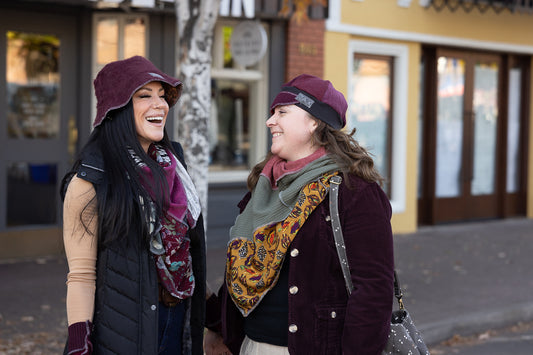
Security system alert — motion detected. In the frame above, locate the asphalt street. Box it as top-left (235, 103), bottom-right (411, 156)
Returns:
top-left (1, 217), bottom-right (533, 354)
top-left (429, 321), bottom-right (533, 354)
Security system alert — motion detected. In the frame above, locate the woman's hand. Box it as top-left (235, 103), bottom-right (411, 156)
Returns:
top-left (204, 329), bottom-right (232, 355)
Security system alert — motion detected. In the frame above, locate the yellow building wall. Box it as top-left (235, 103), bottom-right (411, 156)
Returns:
top-left (398, 41), bottom-right (421, 234)
top-left (341, 0), bottom-right (533, 46)
top-left (326, 0), bottom-right (533, 233)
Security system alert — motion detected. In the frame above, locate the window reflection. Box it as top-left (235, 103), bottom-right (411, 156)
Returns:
top-left (125, 17), bottom-right (146, 59)
top-left (471, 62), bottom-right (498, 196)
top-left (6, 31), bottom-right (60, 139)
top-left (96, 17), bottom-right (118, 64)
top-left (436, 57), bottom-right (465, 198)
top-left (7, 162), bottom-right (57, 226)
top-left (93, 14), bottom-right (146, 131)
top-left (209, 80), bottom-right (250, 169)
top-left (506, 68), bottom-right (521, 193)
top-left (349, 55), bottom-right (392, 195)
top-left (96, 15), bottom-right (146, 66)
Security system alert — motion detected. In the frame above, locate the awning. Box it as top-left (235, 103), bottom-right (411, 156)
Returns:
top-left (423, 0), bottom-right (533, 14)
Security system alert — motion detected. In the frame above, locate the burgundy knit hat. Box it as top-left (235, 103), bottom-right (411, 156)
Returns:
top-left (93, 56), bottom-right (182, 128)
top-left (270, 74), bottom-right (347, 129)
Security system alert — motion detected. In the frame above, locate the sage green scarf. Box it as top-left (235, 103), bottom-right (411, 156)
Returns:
top-left (230, 155), bottom-right (339, 241)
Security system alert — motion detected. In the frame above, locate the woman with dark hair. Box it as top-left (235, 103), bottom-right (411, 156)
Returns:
top-left (61, 56), bottom-right (205, 355)
top-left (204, 74), bottom-right (394, 355)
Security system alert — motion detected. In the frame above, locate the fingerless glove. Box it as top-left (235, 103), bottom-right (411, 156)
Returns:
top-left (67, 320), bottom-right (93, 355)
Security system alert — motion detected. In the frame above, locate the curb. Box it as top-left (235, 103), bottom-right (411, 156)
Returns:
top-left (419, 301), bottom-right (533, 345)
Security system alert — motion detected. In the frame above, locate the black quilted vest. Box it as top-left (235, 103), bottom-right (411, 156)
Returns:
top-left (63, 141), bottom-right (205, 354)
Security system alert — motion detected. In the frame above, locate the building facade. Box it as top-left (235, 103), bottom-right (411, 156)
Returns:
top-left (0, 0), bottom-right (328, 258)
top-left (325, 0), bottom-right (533, 233)
top-left (5, 0), bottom-right (528, 259)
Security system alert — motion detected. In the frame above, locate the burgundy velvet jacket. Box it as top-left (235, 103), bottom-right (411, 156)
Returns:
top-left (206, 174), bottom-right (394, 355)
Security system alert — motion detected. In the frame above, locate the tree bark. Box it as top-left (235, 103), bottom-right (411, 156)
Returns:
top-left (174, 0), bottom-right (220, 224)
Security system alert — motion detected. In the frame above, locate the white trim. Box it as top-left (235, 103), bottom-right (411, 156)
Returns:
top-left (210, 68), bottom-right (263, 81)
top-left (327, 0), bottom-right (533, 54)
top-left (208, 170), bottom-right (249, 183)
top-left (328, 0), bottom-right (342, 24)
top-left (348, 40), bottom-right (408, 213)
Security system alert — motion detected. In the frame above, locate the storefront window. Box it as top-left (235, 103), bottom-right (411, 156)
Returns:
top-left (7, 162), bottom-right (57, 226)
top-left (93, 14), bottom-right (147, 125)
top-left (209, 20), bottom-right (269, 182)
top-left (125, 17), bottom-right (146, 59)
top-left (471, 61), bottom-right (498, 196)
top-left (436, 57), bottom-right (465, 198)
top-left (209, 79), bottom-right (250, 170)
top-left (348, 40), bottom-right (409, 212)
top-left (507, 68), bottom-right (521, 193)
top-left (96, 17), bottom-right (118, 64)
top-left (6, 31), bottom-right (60, 139)
top-left (348, 54), bottom-right (393, 195)
top-left (94, 14), bottom-right (147, 70)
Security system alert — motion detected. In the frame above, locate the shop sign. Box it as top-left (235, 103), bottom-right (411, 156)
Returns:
top-left (230, 21), bottom-right (267, 67)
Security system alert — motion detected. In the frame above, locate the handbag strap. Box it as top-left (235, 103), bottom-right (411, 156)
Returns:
top-left (328, 175), bottom-right (404, 310)
top-left (329, 175), bottom-right (354, 295)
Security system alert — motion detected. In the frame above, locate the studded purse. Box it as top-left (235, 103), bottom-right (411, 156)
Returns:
top-left (328, 175), bottom-right (430, 355)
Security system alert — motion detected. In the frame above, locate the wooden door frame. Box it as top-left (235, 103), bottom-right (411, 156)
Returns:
top-left (418, 47), bottom-right (529, 225)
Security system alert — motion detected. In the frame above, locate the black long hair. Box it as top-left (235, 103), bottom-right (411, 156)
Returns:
top-left (62, 101), bottom-right (174, 246)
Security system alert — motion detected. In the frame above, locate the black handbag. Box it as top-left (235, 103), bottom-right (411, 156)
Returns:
top-left (328, 175), bottom-right (430, 355)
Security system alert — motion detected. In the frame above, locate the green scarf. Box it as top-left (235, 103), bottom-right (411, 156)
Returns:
top-left (230, 154), bottom-right (339, 241)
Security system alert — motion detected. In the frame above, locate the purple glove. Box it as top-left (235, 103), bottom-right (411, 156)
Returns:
top-left (67, 320), bottom-right (93, 355)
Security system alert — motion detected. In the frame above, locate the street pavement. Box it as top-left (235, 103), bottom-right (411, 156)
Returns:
top-left (1, 217), bottom-right (533, 354)
top-left (429, 320), bottom-right (533, 354)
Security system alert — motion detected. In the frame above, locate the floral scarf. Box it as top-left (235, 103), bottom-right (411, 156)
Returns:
top-left (135, 144), bottom-right (201, 300)
top-left (227, 153), bottom-right (339, 316)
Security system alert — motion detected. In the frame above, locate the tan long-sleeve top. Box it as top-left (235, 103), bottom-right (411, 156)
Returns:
top-left (63, 176), bottom-right (98, 326)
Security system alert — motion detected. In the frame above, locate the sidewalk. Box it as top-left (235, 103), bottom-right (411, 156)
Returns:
top-left (1, 217), bottom-right (533, 353)
top-left (392, 217), bottom-right (533, 345)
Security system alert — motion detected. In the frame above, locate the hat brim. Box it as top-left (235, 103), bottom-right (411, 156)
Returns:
top-left (94, 75), bottom-right (182, 128)
top-left (269, 91), bottom-right (299, 113)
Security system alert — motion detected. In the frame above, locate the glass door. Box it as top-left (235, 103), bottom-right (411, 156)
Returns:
top-left (0, 10), bottom-right (77, 254)
top-left (502, 57), bottom-right (529, 216)
top-left (433, 50), bottom-right (501, 222)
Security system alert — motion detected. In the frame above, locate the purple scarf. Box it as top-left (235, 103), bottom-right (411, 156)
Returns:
top-left (141, 144), bottom-right (196, 299)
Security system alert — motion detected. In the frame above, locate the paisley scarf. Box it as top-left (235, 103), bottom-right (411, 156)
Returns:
top-left (227, 153), bottom-right (339, 316)
top-left (135, 144), bottom-right (201, 300)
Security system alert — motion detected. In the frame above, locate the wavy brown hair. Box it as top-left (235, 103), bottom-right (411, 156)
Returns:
top-left (247, 116), bottom-right (384, 190)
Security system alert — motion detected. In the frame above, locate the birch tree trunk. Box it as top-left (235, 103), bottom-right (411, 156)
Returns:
top-left (174, 0), bottom-right (220, 223)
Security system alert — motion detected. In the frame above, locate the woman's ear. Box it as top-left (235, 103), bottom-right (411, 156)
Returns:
top-left (309, 117), bottom-right (318, 134)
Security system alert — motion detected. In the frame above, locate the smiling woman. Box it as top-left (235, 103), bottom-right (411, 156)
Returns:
top-left (60, 56), bottom-right (206, 355)
top-left (132, 81), bottom-right (169, 152)
top-left (204, 74), bottom-right (394, 355)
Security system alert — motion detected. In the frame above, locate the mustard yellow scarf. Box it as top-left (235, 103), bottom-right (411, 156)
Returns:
top-left (226, 168), bottom-right (339, 316)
